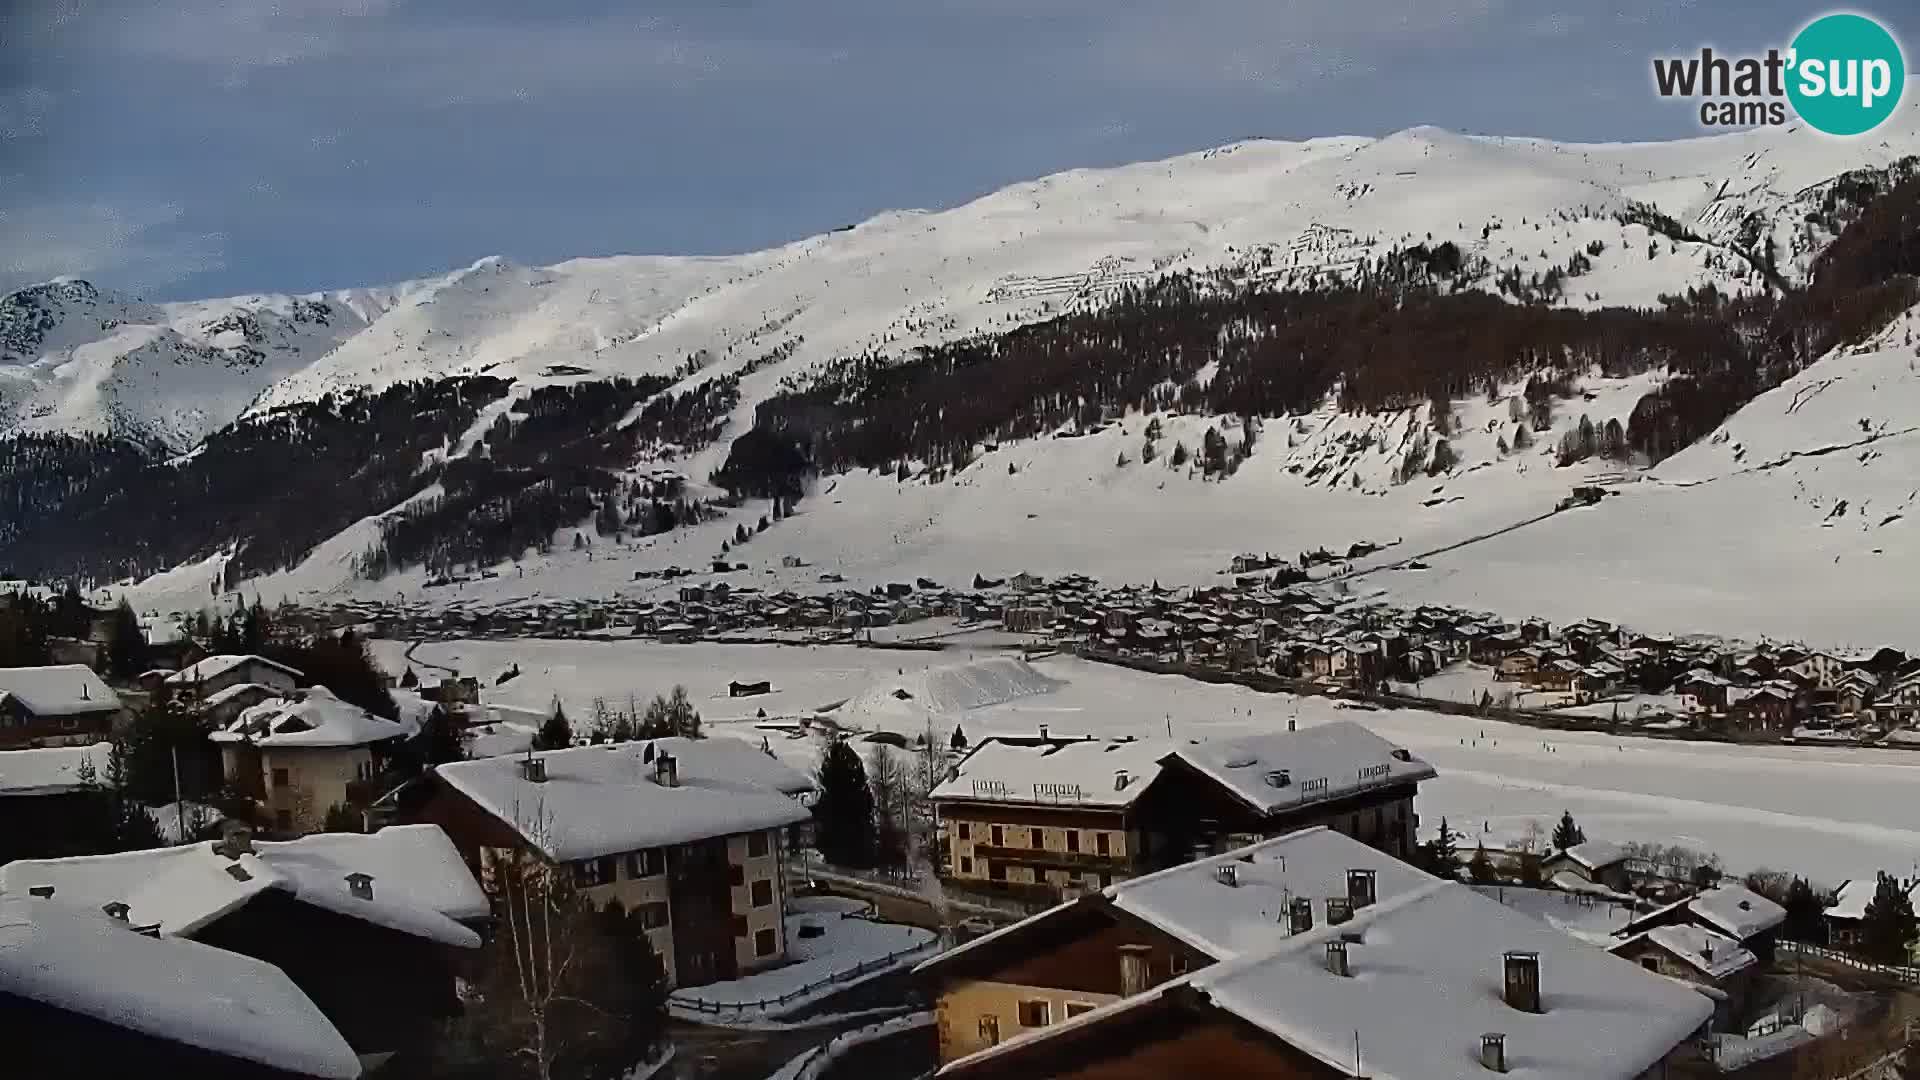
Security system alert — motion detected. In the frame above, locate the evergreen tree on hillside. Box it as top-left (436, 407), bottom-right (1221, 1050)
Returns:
top-left (538, 698), bottom-right (573, 751)
top-left (1552, 810), bottom-right (1587, 852)
top-left (1417, 817), bottom-right (1460, 879)
top-left (814, 737), bottom-right (876, 868)
top-left (416, 705), bottom-right (466, 767)
top-left (1469, 843), bottom-right (1497, 883)
top-left (1861, 872), bottom-right (1918, 965)
top-left (950, 725), bottom-right (968, 752)
top-left (107, 600), bottom-right (147, 681)
top-left (400, 667), bottom-right (418, 689)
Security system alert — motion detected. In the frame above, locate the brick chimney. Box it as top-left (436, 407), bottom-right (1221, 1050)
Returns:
top-left (1503, 951), bottom-right (1541, 1013)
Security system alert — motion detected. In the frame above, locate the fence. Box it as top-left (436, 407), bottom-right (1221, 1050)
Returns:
top-left (1780, 941), bottom-right (1920, 986)
top-left (669, 939), bottom-right (938, 1017)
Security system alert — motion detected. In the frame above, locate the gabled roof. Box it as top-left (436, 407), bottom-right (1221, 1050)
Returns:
top-left (1687, 884), bottom-right (1786, 940)
top-left (929, 737), bottom-right (1170, 809)
top-left (1614, 924), bottom-right (1756, 980)
top-left (0, 824), bottom-right (488, 940)
top-left (165, 653), bottom-right (304, 686)
top-left (1550, 840), bottom-right (1629, 872)
top-left (0, 898), bottom-right (360, 1079)
top-left (434, 740), bottom-right (811, 861)
top-left (1162, 722), bottom-right (1434, 818)
top-left (209, 686), bottom-right (413, 749)
top-left (0, 664), bottom-right (120, 716)
top-left (941, 878), bottom-right (1713, 1080)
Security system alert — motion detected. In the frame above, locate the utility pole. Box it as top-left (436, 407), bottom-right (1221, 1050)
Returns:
top-left (171, 744), bottom-right (186, 844)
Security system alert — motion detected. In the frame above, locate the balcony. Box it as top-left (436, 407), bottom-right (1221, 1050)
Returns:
top-left (972, 844), bottom-right (1129, 872)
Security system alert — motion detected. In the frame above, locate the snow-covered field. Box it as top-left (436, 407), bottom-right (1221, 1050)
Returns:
top-left (378, 639), bottom-right (1920, 887)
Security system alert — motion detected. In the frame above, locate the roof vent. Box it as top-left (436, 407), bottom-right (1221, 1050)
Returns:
top-left (345, 872), bottom-right (374, 901)
top-left (27, 886), bottom-right (54, 898)
top-left (520, 756), bottom-right (548, 783)
top-left (1263, 769), bottom-right (1292, 789)
top-left (1325, 940), bottom-right (1350, 977)
top-left (226, 864), bottom-right (253, 883)
top-left (1481, 1033), bottom-right (1508, 1073)
top-left (1391, 747), bottom-right (1412, 762)
top-left (102, 901), bottom-right (131, 921)
top-left (1738, 900), bottom-right (1752, 911)
top-left (1223, 755), bottom-right (1257, 769)
top-left (1215, 864), bottom-right (1239, 888)
top-left (1287, 898), bottom-right (1314, 935)
top-left (1114, 770), bottom-right (1131, 791)
top-left (1327, 897), bottom-right (1353, 925)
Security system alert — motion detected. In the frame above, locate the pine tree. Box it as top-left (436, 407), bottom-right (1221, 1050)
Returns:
top-left (1861, 872), bottom-right (1918, 964)
top-left (1418, 817), bottom-right (1459, 879)
top-left (813, 737), bottom-right (876, 868)
top-left (1782, 877), bottom-right (1827, 944)
top-left (950, 725), bottom-right (968, 752)
top-left (417, 705), bottom-right (466, 767)
top-left (1469, 844), bottom-right (1497, 883)
top-left (1552, 810), bottom-right (1586, 852)
top-left (400, 667), bottom-right (419, 689)
top-left (538, 699), bottom-right (573, 751)
top-left (107, 600), bottom-right (147, 681)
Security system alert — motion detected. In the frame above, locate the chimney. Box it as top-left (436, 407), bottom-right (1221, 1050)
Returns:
top-left (102, 901), bottom-right (130, 922)
top-left (1391, 747), bottom-right (1412, 762)
top-left (656, 752), bottom-right (679, 788)
top-left (1119, 944), bottom-right (1153, 996)
top-left (1347, 869), bottom-right (1378, 910)
top-left (1288, 897), bottom-right (1314, 935)
top-left (1325, 940), bottom-right (1350, 977)
top-left (1503, 951), bottom-right (1542, 1013)
top-left (345, 872), bottom-right (374, 901)
top-left (215, 820), bottom-right (255, 858)
top-left (520, 755), bottom-right (548, 783)
top-left (1114, 770), bottom-right (1131, 791)
top-left (1288, 717), bottom-right (1297, 732)
top-left (1215, 864), bottom-right (1239, 888)
top-left (1327, 897), bottom-right (1353, 926)
top-left (1480, 1033), bottom-right (1508, 1073)
top-left (1039, 724), bottom-right (1050, 740)
top-left (27, 886), bottom-right (54, 898)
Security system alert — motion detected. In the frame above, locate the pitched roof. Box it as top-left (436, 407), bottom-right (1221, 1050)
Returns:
top-left (434, 740), bottom-right (811, 861)
top-left (929, 737), bottom-right (1170, 808)
top-left (942, 879), bottom-right (1713, 1080)
top-left (165, 653), bottom-right (303, 686)
top-left (209, 686), bottom-right (413, 748)
top-left (0, 664), bottom-right (120, 716)
top-left (0, 897), bottom-right (361, 1079)
top-left (1162, 722), bottom-right (1435, 817)
top-left (1616, 924), bottom-right (1756, 980)
top-left (1552, 840), bottom-right (1629, 872)
top-left (0, 824), bottom-right (487, 944)
top-left (1687, 884), bottom-right (1786, 940)
top-left (0, 742), bottom-right (115, 797)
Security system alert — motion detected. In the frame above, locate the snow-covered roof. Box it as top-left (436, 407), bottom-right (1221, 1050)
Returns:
top-left (943, 879), bottom-right (1713, 1080)
top-left (434, 741), bottom-right (811, 861)
top-left (0, 742), bottom-right (114, 797)
top-left (929, 737), bottom-right (1169, 808)
top-left (0, 664), bottom-right (120, 716)
top-left (165, 653), bottom-right (303, 686)
top-left (1825, 876), bottom-right (1920, 921)
top-left (1474, 885), bottom-right (1640, 946)
top-left (1104, 827), bottom-right (1435, 960)
top-left (1164, 722), bottom-right (1434, 816)
top-left (201, 681), bottom-right (279, 710)
top-left (1552, 840), bottom-right (1629, 872)
top-left (209, 686), bottom-right (413, 748)
top-left (655, 735), bottom-right (816, 796)
top-left (0, 897), bottom-right (360, 1079)
top-left (1617, 924), bottom-right (1756, 980)
top-left (1687, 884), bottom-right (1786, 940)
top-left (0, 824), bottom-right (487, 943)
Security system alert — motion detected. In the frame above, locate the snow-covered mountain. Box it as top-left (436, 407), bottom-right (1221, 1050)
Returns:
top-left (8, 108), bottom-right (1920, 645)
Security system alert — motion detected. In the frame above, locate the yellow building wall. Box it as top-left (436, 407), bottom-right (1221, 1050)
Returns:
top-left (258, 747), bottom-right (372, 834)
top-left (934, 979), bottom-right (1121, 1064)
top-left (728, 831), bottom-right (788, 972)
top-left (943, 817), bottom-right (1133, 885)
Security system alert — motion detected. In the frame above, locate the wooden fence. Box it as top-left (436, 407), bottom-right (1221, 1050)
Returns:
top-left (1780, 941), bottom-right (1920, 986)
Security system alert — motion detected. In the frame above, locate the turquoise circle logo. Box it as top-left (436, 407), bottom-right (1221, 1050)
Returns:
top-left (1787, 13), bottom-right (1906, 135)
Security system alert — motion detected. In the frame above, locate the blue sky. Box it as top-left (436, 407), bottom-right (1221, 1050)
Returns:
top-left (2, 0), bottom-right (1914, 300)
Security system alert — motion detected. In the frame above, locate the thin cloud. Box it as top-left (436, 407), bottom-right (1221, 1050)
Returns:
top-left (0, 197), bottom-right (225, 296)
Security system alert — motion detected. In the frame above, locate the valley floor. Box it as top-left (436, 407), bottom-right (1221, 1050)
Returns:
top-left (376, 639), bottom-right (1920, 887)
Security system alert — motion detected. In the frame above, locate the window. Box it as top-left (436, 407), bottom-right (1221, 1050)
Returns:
top-left (625, 849), bottom-right (664, 879)
top-left (729, 864), bottom-right (745, 886)
top-left (575, 858), bottom-right (615, 888)
top-left (755, 927), bottom-right (778, 957)
top-left (988, 861), bottom-right (1006, 881)
top-left (1640, 957), bottom-right (1660, 972)
top-left (991, 825), bottom-right (1004, 846)
top-left (959, 856), bottom-right (974, 875)
top-left (752, 879), bottom-right (773, 907)
top-left (1017, 1000), bottom-right (1051, 1028)
top-left (1096, 832), bottom-right (1110, 856)
top-left (639, 902), bottom-right (670, 929)
top-left (748, 831), bottom-right (770, 858)
top-left (1065, 1002), bottom-right (1096, 1019)
top-left (1066, 830), bottom-right (1080, 853)
top-left (271, 768), bottom-right (289, 789)
top-left (977, 1016), bottom-right (1000, 1047)
top-left (1171, 954), bottom-right (1189, 976)
top-left (956, 822), bottom-right (970, 841)
top-left (731, 915), bottom-right (749, 937)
